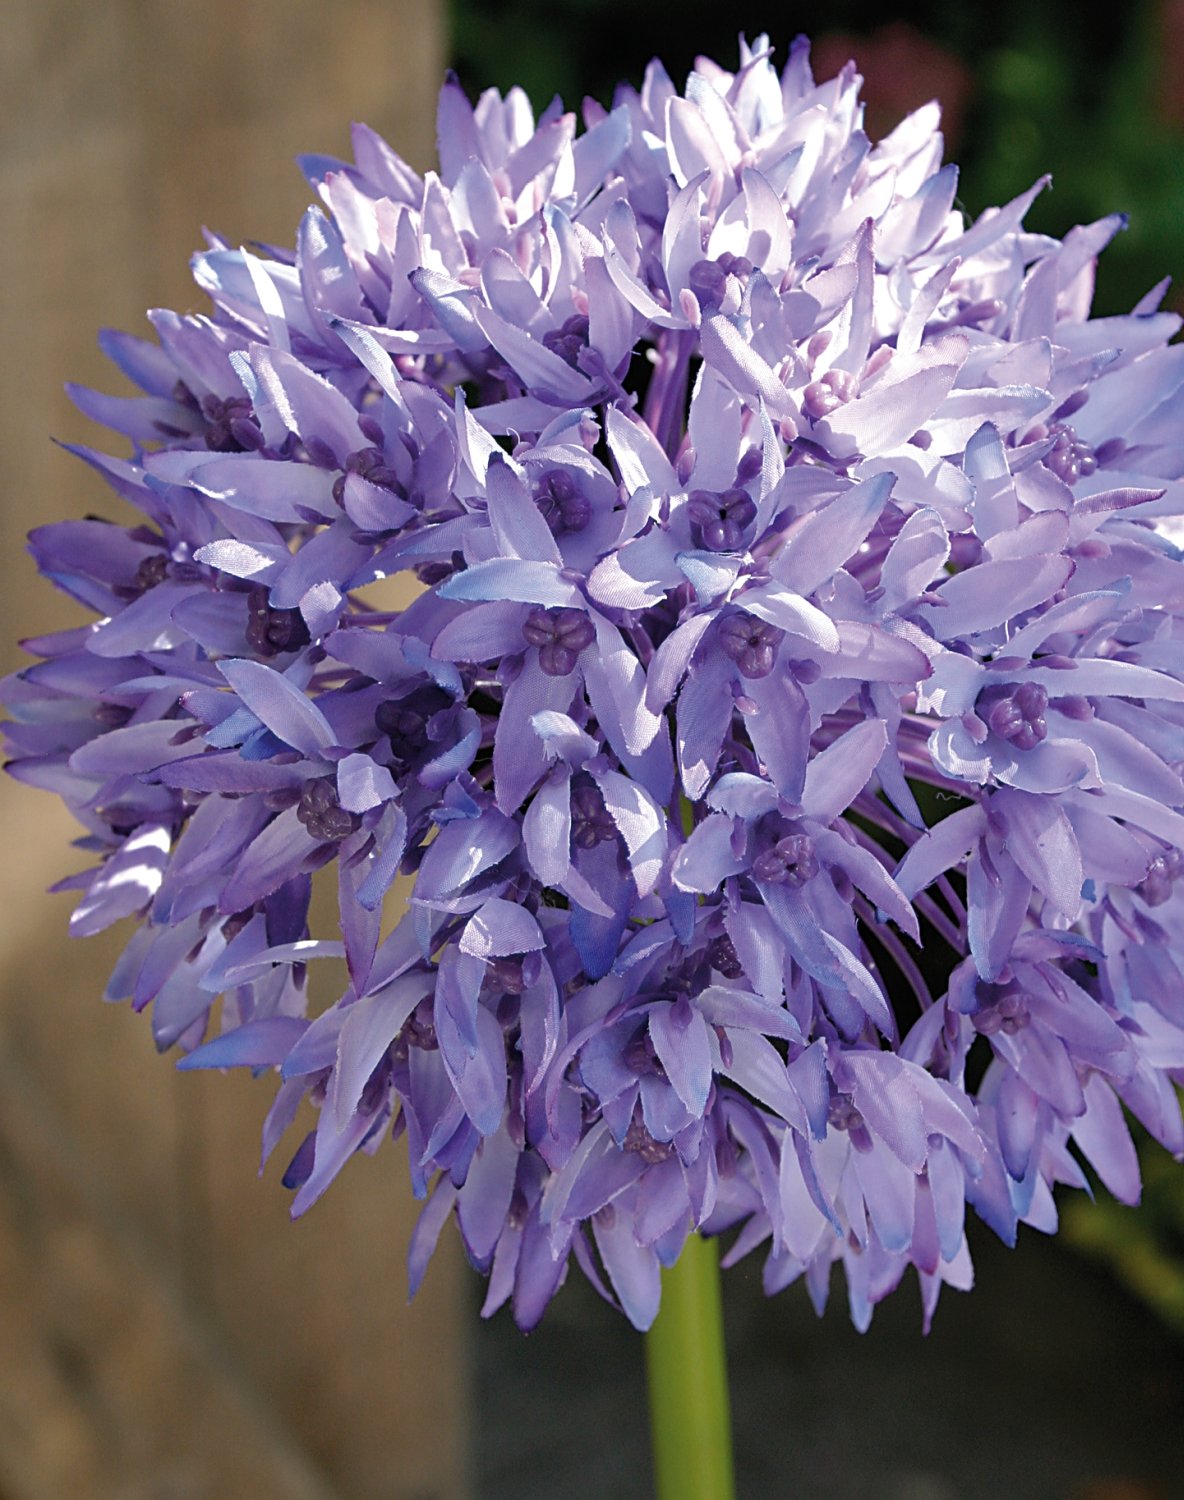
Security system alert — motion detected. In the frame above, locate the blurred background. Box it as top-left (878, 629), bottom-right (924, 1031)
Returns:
top-left (1, 4), bottom-right (1181, 1498)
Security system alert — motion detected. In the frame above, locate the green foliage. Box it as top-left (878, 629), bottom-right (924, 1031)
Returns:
top-left (448, 0), bottom-right (1183, 315)
top-left (1064, 1132), bottom-right (1184, 1339)
top-left (965, 3), bottom-right (1184, 315)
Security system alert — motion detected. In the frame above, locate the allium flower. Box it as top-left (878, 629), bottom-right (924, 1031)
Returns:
top-left (8, 34), bottom-right (1184, 1334)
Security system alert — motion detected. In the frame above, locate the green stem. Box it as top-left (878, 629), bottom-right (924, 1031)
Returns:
top-left (645, 1232), bottom-right (736, 1500)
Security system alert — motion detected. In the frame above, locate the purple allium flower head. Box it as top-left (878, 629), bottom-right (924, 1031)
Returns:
top-left (9, 33), bottom-right (1184, 1335)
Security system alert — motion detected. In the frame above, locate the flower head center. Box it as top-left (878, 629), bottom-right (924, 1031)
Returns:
top-left (623, 1107), bottom-right (674, 1164)
top-left (977, 681), bottom-right (1049, 751)
top-left (802, 368), bottom-right (857, 421)
top-left (541, 314), bottom-right (591, 370)
top-left (1041, 423), bottom-right (1097, 486)
top-left (708, 932), bottom-right (744, 979)
top-left (751, 828), bottom-right (817, 886)
top-left (686, 487), bottom-right (757, 552)
top-left (973, 986), bottom-right (1031, 1035)
top-left (717, 611), bottom-right (785, 679)
top-left (246, 586), bottom-right (311, 657)
top-left (534, 469), bottom-right (591, 536)
top-left (296, 778), bottom-right (359, 843)
top-left (570, 781), bottom-right (617, 849)
top-left (332, 445), bottom-right (404, 507)
top-left (522, 606), bottom-right (594, 676)
top-left (201, 393), bottom-right (262, 453)
top-left (688, 253), bottom-right (752, 315)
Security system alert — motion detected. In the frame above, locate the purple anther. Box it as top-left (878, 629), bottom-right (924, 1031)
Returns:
top-left (333, 444), bottom-right (405, 510)
top-left (1139, 850), bottom-right (1182, 908)
top-left (953, 298), bottom-right (1006, 328)
top-left (717, 612), bottom-right (785, 679)
top-left (827, 1092), bottom-right (872, 1151)
top-left (827, 1093), bottom-right (864, 1132)
top-left (688, 258), bottom-right (729, 313)
top-left (686, 487), bottom-right (758, 552)
top-left (977, 680), bottom-right (1050, 751)
top-left (1042, 423), bottom-right (1097, 485)
top-left (623, 1108), bottom-right (673, 1164)
top-left (534, 469), bottom-right (591, 536)
top-left (541, 314), bottom-right (591, 370)
top-left (735, 446), bottom-right (763, 486)
top-left (751, 831), bottom-right (818, 886)
top-left (802, 368), bottom-right (858, 421)
top-left (221, 907), bottom-right (257, 945)
top-left (401, 996), bottom-right (438, 1054)
top-left (709, 932), bottom-right (744, 980)
top-left (302, 436), bottom-right (340, 470)
top-left (332, 446), bottom-right (405, 507)
top-left (95, 702), bottom-right (133, 729)
top-left (375, 686), bottom-right (451, 765)
top-left (973, 987), bottom-right (1031, 1036)
top-left (296, 778), bottom-right (359, 842)
top-left (1094, 437), bottom-right (1127, 468)
top-left (570, 781), bottom-right (617, 849)
top-left (623, 1024), bottom-right (663, 1076)
top-left (691, 254), bottom-right (753, 313)
top-left (1052, 390), bottom-right (1089, 421)
top-left (522, 606), bottom-right (595, 676)
top-left (376, 703), bottom-right (425, 752)
top-left (718, 252), bottom-right (754, 279)
top-left (785, 657), bottom-right (822, 686)
top-left (948, 534), bottom-right (983, 569)
top-left (246, 586), bottom-right (311, 657)
top-left (200, 393), bottom-right (262, 453)
top-left (1051, 694), bottom-right (1093, 721)
top-left (486, 954), bottom-right (540, 1002)
top-left (134, 554), bottom-right (170, 592)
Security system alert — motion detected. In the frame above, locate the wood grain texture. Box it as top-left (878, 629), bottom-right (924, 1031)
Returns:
top-left (0, 5), bottom-right (471, 1497)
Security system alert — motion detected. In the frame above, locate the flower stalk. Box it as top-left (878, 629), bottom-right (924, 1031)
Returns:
top-left (645, 1233), bottom-right (735, 1500)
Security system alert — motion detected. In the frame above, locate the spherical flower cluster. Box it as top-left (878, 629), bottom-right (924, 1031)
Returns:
top-left (8, 35), bottom-right (1184, 1333)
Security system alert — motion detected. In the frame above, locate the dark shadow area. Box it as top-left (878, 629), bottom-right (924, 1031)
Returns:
top-left (476, 1220), bottom-right (1184, 1498)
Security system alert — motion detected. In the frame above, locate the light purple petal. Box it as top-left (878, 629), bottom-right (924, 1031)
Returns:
top-left (485, 453), bottom-right (563, 563)
top-left (70, 825), bottom-right (171, 937)
top-left (523, 770), bottom-right (572, 887)
top-left (592, 1211), bottom-right (661, 1331)
top-left (801, 719), bottom-right (888, 822)
top-left (438, 558), bottom-right (582, 608)
top-left (337, 752), bottom-right (397, 813)
top-left (773, 472), bottom-right (895, 598)
top-left (589, 768), bottom-right (666, 896)
top-left (747, 669), bottom-right (810, 802)
top-left (432, 599), bottom-right (530, 662)
top-left (675, 654), bottom-right (735, 800)
top-left (494, 656), bottom-right (575, 815)
top-left (458, 1125), bottom-right (520, 1261)
top-left (742, 586), bottom-right (840, 650)
top-left (923, 555), bottom-right (1073, 641)
top-left (177, 1016), bottom-right (308, 1070)
top-left (415, 809), bottom-right (519, 899)
top-left (460, 898), bottom-right (545, 958)
top-left (995, 789), bottom-right (1083, 920)
top-left (844, 1051), bottom-right (927, 1171)
top-left (331, 972), bottom-right (426, 1128)
top-left (217, 658), bottom-right (335, 756)
top-left (219, 807), bottom-right (323, 913)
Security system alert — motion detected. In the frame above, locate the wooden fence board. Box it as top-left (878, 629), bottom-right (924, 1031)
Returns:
top-left (0, 1049), bottom-right (346, 1500)
top-left (0, 6), bottom-right (469, 1497)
